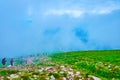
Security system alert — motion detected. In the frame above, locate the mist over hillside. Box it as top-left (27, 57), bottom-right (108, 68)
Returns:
top-left (0, 50), bottom-right (120, 80)
top-left (0, 0), bottom-right (120, 58)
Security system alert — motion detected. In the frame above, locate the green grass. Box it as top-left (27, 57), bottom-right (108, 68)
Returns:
top-left (0, 70), bottom-right (18, 76)
top-left (0, 50), bottom-right (120, 80)
top-left (49, 50), bottom-right (120, 79)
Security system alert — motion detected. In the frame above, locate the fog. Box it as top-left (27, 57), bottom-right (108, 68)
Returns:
top-left (0, 0), bottom-right (120, 58)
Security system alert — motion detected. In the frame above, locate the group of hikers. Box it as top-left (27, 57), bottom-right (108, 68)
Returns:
top-left (1, 57), bottom-right (32, 68)
top-left (1, 58), bottom-right (14, 68)
top-left (1, 53), bottom-right (48, 68)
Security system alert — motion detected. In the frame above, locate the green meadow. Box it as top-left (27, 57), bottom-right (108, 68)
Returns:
top-left (50, 50), bottom-right (120, 79)
top-left (0, 50), bottom-right (120, 80)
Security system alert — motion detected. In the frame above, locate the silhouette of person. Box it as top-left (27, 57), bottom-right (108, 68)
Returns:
top-left (23, 58), bottom-right (27, 64)
top-left (10, 58), bottom-right (14, 66)
top-left (2, 58), bottom-right (7, 68)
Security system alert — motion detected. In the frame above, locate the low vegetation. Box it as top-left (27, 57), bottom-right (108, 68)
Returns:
top-left (0, 50), bottom-right (120, 80)
top-left (50, 50), bottom-right (120, 80)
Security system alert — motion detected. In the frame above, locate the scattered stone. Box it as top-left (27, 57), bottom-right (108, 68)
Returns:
top-left (50, 75), bottom-right (55, 80)
top-left (92, 76), bottom-right (101, 80)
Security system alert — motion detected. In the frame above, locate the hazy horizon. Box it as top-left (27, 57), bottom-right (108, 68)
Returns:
top-left (0, 0), bottom-right (120, 58)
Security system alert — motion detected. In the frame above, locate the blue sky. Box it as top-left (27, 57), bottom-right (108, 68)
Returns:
top-left (0, 0), bottom-right (120, 58)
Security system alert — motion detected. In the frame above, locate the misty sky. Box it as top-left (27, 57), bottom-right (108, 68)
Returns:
top-left (0, 0), bottom-right (120, 58)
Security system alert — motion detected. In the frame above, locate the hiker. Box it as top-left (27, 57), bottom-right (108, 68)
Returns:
top-left (2, 58), bottom-right (7, 68)
top-left (37, 53), bottom-right (40, 57)
top-left (10, 58), bottom-right (14, 66)
top-left (24, 58), bottom-right (27, 64)
top-left (43, 53), bottom-right (47, 56)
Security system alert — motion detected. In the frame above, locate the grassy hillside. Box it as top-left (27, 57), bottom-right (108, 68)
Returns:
top-left (50, 50), bottom-right (120, 79)
top-left (0, 50), bottom-right (120, 80)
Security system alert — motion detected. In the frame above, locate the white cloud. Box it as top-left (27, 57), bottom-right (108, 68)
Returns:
top-left (44, 6), bottom-right (120, 18)
top-left (43, 1), bottom-right (120, 18)
top-left (91, 10), bottom-right (111, 14)
top-left (44, 9), bottom-right (84, 18)
top-left (90, 6), bottom-right (120, 15)
top-left (27, 6), bottom-right (34, 17)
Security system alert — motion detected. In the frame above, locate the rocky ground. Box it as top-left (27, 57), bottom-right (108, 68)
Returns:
top-left (0, 65), bottom-right (101, 80)
top-left (0, 50), bottom-right (120, 80)
top-left (0, 56), bottom-right (101, 80)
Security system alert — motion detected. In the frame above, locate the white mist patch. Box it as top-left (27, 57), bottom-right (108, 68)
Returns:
top-left (44, 9), bottom-right (84, 18)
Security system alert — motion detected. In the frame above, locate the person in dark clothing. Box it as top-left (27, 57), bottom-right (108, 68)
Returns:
top-left (10, 58), bottom-right (14, 66)
top-left (2, 58), bottom-right (7, 68)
